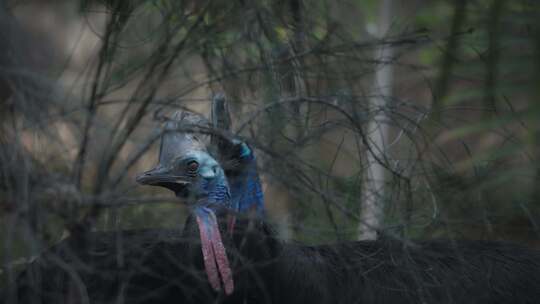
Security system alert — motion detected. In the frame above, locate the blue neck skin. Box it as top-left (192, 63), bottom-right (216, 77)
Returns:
top-left (193, 171), bottom-right (230, 249)
top-left (192, 142), bottom-right (265, 221)
top-left (228, 143), bottom-right (265, 216)
top-left (197, 171), bottom-right (231, 213)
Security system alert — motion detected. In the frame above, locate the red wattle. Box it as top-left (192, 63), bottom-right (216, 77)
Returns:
top-left (209, 212), bottom-right (234, 295)
top-left (196, 214), bottom-right (221, 292)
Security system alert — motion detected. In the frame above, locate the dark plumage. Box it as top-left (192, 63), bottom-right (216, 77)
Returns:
top-left (14, 219), bottom-right (540, 304)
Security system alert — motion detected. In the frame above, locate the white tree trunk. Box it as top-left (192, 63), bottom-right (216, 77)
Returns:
top-left (358, 0), bottom-right (394, 240)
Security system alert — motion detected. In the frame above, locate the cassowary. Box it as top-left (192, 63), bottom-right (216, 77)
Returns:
top-left (133, 111), bottom-right (540, 303)
top-left (13, 111), bottom-right (540, 304)
top-left (135, 110), bottom-right (266, 296)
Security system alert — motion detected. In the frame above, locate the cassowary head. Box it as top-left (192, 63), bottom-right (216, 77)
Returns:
top-left (136, 148), bottom-right (230, 209)
top-left (136, 112), bottom-right (223, 198)
top-left (136, 111), bottom-right (234, 295)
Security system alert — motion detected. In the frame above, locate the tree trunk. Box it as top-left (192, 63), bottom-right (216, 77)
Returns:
top-left (358, 0), bottom-right (394, 240)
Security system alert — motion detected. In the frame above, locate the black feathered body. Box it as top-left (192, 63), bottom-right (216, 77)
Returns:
top-left (14, 219), bottom-right (540, 304)
top-left (275, 240), bottom-right (540, 304)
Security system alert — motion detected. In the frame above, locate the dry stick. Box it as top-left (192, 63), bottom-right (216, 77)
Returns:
top-left (168, 30), bottom-right (432, 103)
top-left (237, 97), bottom-right (404, 180)
top-left (104, 6), bottom-right (192, 141)
top-left (109, 131), bottom-right (162, 189)
top-left (76, 27), bottom-right (440, 130)
top-left (322, 133), bottom-right (346, 240)
top-left (484, 0), bottom-right (504, 117)
top-left (95, 2), bottom-right (211, 193)
top-left (105, 47), bottom-right (174, 142)
top-left (82, 3), bottom-right (213, 230)
top-left (73, 8), bottom-right (117, 189)
top-left (131, 30), bottom-right (432, 120)
top-left (74, 3), bottom-right (132, 187)
top-left (97, 4), bottom-right (212, 193)
top-left (431, 0), bottom-right (467, 122)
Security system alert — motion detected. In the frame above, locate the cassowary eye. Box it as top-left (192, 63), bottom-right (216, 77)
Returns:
top-left (186, 160), bottom-right (199, 173)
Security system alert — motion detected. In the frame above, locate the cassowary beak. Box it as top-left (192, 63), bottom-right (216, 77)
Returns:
top-left (136, 168), bottom-right (190, 197)
top-left (135, 166), bottom-right (190, 195)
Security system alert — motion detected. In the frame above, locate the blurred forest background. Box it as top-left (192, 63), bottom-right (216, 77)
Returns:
top-left (2, 0), bottom-right (540, 291)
